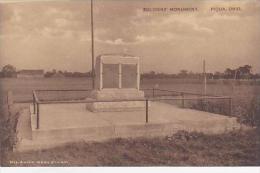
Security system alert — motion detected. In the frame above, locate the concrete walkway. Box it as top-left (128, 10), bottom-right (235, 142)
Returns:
top-left (15, 101), bottom-right (245, 151)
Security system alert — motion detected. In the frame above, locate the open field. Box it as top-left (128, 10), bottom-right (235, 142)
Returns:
top-left (1, 77), bottom-right (259, 100)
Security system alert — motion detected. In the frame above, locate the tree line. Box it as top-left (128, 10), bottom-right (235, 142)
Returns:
top-left (141, 65), bottom-right (259, 79)
top-left (0, 64), bottom-right (259, 79)
top-left (44, 69), bottom-right (92, 78)
top-left (0, 65), bottom-right (92, 78)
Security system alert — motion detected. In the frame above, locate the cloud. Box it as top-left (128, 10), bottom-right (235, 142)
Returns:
top-left (54, 18), bottom-right (69, 27)
top-left (131, 11), bottom-right (215, 44)
top-left (135, 33), bottom-right (176, 43)
top-left (0, 1), bottom-right (91, 38)
top-left (161, 15), bottom-right (214, 34)
top-left (103, 38), bottom-right (124, 45)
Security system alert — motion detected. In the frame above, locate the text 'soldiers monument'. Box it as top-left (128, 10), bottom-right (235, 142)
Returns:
top-left (86, 54), bottom-right (146, 112)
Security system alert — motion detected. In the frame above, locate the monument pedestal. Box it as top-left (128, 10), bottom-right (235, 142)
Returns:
top-left (86, 54), bottom-right (148, 112)
top-left (86, 89), bottom-right (147, 112)
top-left (89, 88), bottom-right (144, 100)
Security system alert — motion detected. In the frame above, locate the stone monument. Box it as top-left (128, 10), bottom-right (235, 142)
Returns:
top-left (86, 54), bottom-right (146, 112)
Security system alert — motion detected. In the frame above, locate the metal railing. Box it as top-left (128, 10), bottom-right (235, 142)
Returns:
top-left (32, 88), bottom-right (232, 129)
top-left (32, 90), bottom-right (40, 129)
top-left (143, 88), bottom-right (222, 98)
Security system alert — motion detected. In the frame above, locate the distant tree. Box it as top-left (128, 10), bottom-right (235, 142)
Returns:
top-left (223, 65), bottom-right (253, 79)
top-left (52, 69), bottom-right (57, 74)
top-left (43, 69), bottom-right (57, 78)
top-left (64, 71), bottom-right (73, 77)
top-left (44, 71), bottom-right (54, 78)
top-left (207, 73), bottom-right (214, 79)
top-left (149, 71), bottom-right (156, 76)
top-left (213, 72), bottom-right (223, 79)
top-left (2, 64), bottom-right (16, 77)
top-left (178, 70), bottom-right (188, 78)
top-left (141, 71), bottom-right (157, 79)
top-left (237, 65), bottom-right (252, 79)
top-left (188, 71), bottom-right (194, 78)
top-left (239, 65), bottom-right (252, 74)
top-left (86, 71), bottom-right (92, 77)
top-left (224, 68), bottom-right (235, 79)
top-left (254, 73), bottom-right (260, 79)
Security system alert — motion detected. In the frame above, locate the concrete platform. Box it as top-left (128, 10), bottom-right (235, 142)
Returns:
top-left (15, 101), bottom-right (245, 151)
top-left (86, 89), bottom-right (146, 112)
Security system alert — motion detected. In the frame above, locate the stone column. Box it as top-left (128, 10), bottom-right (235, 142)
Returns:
top-left (119, 63), bottom-right (122, 89)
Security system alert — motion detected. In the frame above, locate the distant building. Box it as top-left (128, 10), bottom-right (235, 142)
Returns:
top-left (17, 69), bottom-right (44, 78)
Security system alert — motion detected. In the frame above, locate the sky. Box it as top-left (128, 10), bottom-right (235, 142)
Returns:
top-left (0, 0), bottom-right (260, 73)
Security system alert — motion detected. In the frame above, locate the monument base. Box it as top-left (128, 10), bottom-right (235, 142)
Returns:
top-left (86, 89), bottom-right (148, 112)
top-left (86, 100), bottom-right (147, 112)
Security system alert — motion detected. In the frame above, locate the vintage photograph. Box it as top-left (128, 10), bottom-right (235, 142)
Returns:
top-left (0, 0), bottom-right (260, 167)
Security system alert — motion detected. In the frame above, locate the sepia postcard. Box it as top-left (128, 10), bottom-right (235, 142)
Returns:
top-left (0, 0), bottom-right (260, 170)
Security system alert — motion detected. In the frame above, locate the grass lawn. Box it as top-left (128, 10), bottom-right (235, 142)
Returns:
top-left (3, 129), bottom-right (260, 166)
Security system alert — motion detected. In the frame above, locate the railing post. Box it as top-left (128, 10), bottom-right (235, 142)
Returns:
top-left (33, 92), bottom-right (36, 114)
top-left (181, 92), bottom-right (184, 108)
top-left (229, 97), bottom-right (232, 116)
top-left (7, 91), bottom-right (13, 111)
top-left (203, 97), bottom-right (207, 111)
top-left (152, 88), bottom-right (155, 98)
top-left (7, 91), bottom-right (13, 106)
top-left (36, 103), bottom-right (40, 129)
top-left (146, 99), bottom-right (148, 123)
